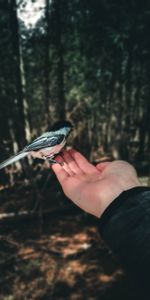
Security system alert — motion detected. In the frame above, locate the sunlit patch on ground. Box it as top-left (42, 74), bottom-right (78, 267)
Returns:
top-left (0, 214), bottom-right (137, 300)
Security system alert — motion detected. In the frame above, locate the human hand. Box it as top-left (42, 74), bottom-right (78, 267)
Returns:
top-left (51, 149), bottom-right (141, 218)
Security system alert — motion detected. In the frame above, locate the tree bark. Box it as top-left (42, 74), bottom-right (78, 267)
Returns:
top-left (55, 0), bottom-right (66, 120)
top-left (9, 0), bottom-right (30, 148)
top-left (44, 0), bottom-right (52, 127)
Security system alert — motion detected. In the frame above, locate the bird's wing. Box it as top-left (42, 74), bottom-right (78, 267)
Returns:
top-left (25, 134), bottom-right (65, 151)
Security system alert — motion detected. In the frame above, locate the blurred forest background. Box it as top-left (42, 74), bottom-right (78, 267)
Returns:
top-left (0, 0), bottom-right (150, 300)
top-left (0, 0), bottom-right (150, 173)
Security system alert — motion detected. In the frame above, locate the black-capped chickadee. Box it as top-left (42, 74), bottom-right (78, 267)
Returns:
top-left (0, 120), bottom-right (73, 170)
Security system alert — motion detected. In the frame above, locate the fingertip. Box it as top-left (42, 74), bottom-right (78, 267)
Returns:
top-left (51, 162), bottom-right (61, 172)
top-left (68, 148), bottom-right (80, 158)
top-left (51, 161), bottom-right (69, 184)
top-left (50, 155), bottom-right (64, 171)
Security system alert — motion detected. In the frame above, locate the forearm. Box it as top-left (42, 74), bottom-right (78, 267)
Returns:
top-left (98, 187), bottom-right (150, 291)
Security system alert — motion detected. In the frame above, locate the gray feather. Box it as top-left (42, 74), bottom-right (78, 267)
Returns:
top-left (25, 135), bottom-right (65, 152)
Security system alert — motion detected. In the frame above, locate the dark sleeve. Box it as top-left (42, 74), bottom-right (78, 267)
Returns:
top-left (98, 186), bottom-right (150, 293)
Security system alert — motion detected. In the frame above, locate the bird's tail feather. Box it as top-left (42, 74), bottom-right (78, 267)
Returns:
top-left (0, 151), bottom-right (28, 170)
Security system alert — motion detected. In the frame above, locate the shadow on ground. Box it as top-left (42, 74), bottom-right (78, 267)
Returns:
top-left (0, 211), bottom-right (138, 300)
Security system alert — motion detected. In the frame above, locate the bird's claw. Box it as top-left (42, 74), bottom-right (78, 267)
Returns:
top-left (47, 157), bottom-right (64, 166)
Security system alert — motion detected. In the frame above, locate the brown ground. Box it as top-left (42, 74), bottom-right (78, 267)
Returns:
top-left (0, 212), bottom-right (137, 300)
top-left (0, 173), bottom-right (148, 300)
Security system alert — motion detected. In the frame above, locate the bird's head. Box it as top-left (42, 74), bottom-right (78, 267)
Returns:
top-left (50, 120), bottom-right (73, 136)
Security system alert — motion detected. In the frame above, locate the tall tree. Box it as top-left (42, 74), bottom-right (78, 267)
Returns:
top-left (44, 0), bottom-right (52, 126)
top-left (9, 0), bottom-right (30, 148)
top-left (51, 0), bottom-right (66, 120)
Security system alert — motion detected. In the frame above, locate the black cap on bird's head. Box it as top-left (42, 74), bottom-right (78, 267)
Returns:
top-left (49, 120), bottom-right (73, 136)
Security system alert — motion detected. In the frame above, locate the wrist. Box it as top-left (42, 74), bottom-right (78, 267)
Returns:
top-left (118, 175), bottom-right (142, 192)
top-left (97, 175), bottom-right (142, 218)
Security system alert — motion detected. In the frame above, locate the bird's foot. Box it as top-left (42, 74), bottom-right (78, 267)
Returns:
top-left (47, 157), bottom-right (64, 166)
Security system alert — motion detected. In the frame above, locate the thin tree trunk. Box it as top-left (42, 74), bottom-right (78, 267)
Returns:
top-left (9, 0), bottom-right (29, 148)
top-left (44, 0), bottom-right (52, 127)
top-left (56, 0), bottom-right (66, 120)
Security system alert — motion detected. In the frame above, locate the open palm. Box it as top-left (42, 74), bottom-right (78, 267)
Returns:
top-left (52, 149), bottom-right (141, 217)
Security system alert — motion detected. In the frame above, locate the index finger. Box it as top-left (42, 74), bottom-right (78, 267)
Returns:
top-left (51, 163), bottom-right (69, 184)
top-left (69, 149), bottom-right (98, 174)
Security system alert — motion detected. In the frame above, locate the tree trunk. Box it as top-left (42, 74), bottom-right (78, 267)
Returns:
top-left (55, 0), bottom-right (66, 120)
top-left (44, 0), bottom-right (52, 127)
top-left (9, 0), bottom-right (30, 148)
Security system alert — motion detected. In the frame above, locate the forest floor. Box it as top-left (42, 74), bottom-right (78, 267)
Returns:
top-left (0, 174), bottom-right (149, 300)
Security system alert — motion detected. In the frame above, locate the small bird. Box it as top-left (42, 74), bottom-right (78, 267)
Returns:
top-left (0, 120), bottom-right (73, 170)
